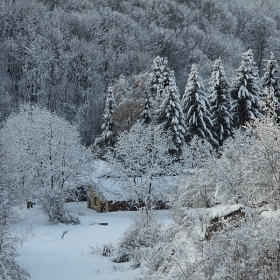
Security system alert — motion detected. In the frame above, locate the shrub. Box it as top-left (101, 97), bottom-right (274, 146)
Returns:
top-left (91, 243), bottom-right (115, 257)
top-left (111, 208), bottom-right (164, 268)
top-left (39, 189), bottom-right (79, 225)
top-left (0, 221), bottom-right (30, 280)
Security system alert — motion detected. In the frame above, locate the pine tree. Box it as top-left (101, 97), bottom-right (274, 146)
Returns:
top-left (231, 49), bottom-right (262, 127)
top-left (94, 86), bottom-right (116, 149)
top-left (146, 56), bottom-right (174, 123)
top-left (261, 52), bottom-right (280, 121)
top-left (182, 64), bottom-right (217, 146)
top-left (149, 56), bottom-right (170, 99)
top-left (140, 88), bottom-right (152, 125)
top-left (158, 71), bottom-right (188, 154)
top-left (209, 58), bottom-right (233, 146)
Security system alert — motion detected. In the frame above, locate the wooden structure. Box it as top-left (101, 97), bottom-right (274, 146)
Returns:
top-left (87, 165), bottom-right (170, 213)
top-left (87, 186), bottom-right (128, 212)
top-left (87, 185), bottom-right (167, 213)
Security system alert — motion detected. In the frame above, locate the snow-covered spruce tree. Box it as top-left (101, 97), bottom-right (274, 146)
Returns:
top-left (149, 56), bottom-right (170, 100)
top-left (0, 105), bottom-right (93, 224)
top-left (231, 49), bottom-right (262, 128)
top-left (262, 52), bottom-right (280, 98)
top-left (146, 56), bottom-right (174, 123)
top-left (182, 64), bottom-right (218, 146)
top-left (140, 88), bottom-right (152, 125)
top-left (106, 123), bottom-right (181, 208)
top-left (157, 71), bottom-right (188, 155)
top-left (94, 86), bottom-right (116, 152)
top-left (209, 58), bottom-right (233, 146)
top-left (261, 52), bottom-right (280, 121)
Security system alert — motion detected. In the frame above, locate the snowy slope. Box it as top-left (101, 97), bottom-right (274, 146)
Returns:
top-left (14, 202), bottom-right (172, 280)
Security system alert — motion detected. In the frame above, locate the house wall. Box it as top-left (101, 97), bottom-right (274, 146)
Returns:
top-left (87, 187), bottom-right (109, 213)
top-left (108, 201), bottom-right (128, 212)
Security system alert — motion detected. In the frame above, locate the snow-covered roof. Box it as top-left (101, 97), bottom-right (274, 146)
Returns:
top-left (209, 204), bottom-right (251, 219)
top-left (91, 177), bottom-right (124, 202)
top-left (91, 160), bottom-right (182, 202)
top-left (91, 160), bottom-right (122, 201)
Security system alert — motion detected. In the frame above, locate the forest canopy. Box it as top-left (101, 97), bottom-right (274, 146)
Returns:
top-left (1, 0), bottom-right (280, 145)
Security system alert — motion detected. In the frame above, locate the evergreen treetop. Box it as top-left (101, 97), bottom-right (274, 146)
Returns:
top-left (262, 52), bottom-right (280, 95)
top-left (261, 52), bottom-right (280, 121)
top-left (209, 58), bottom-right (232, 146)
top-left (149, 56), bottom-right (170, 99)
top-left (140, 87), bottom-right (152, 125)
top-left (94, 86), bottom-right (116, 149)
top-left (146, 56), bottom-right (174, 123)
top-left (231, 49), bottom-right (262, 127)
top-left (158, 71), bottom-right (188, 154)
top-left (182, 64), bottom-right (217, 146)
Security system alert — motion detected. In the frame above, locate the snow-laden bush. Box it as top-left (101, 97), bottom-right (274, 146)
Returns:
top-left (145, 209), bottom-right (280, 280)
top-left (174, 169), bottom-right (216, 209)
top-left (143, 208), bottom-right (208, 279)
top-left (91, 243), bottom-right (115, 258)
top-left (144, 227), bottom-right (178, 276)
top-left (213, 119), bottom-right (280, 207)
top-left (39, 189), bottom-right (79, 225)
top-left (0, 184), bottom-right (30, 279)
top-left (0, 220), bottom-right (30, 280)
top-left (197, 215), bottom-right (280, 280)
top-left (177, 117), bottom-right (280, 209)
top-left (174, 131), bottom-right (249, 209)
top-left (187, 136), bottom-right (215, 168)
top-left (0, 183), bottom-right (14, 222)
top-left (111, 208), bottom-right (165, 268)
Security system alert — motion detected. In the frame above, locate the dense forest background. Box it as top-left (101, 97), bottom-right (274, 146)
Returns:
top-left (1, 0), bottom-right (280, 145)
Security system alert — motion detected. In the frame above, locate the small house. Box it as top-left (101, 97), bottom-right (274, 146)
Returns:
top-left (87, 178), bottom-right (128, 212)
top-left (88, 160), bottom-right (177, 213)
top-left (87, 177), bottom-right (168, 213)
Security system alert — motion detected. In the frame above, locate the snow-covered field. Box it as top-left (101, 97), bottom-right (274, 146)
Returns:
top-left (13, 202), bottom-right (173, 280)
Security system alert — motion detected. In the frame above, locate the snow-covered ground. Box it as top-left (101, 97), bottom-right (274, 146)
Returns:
top-left (13, 202), bottom-right (173, 280)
